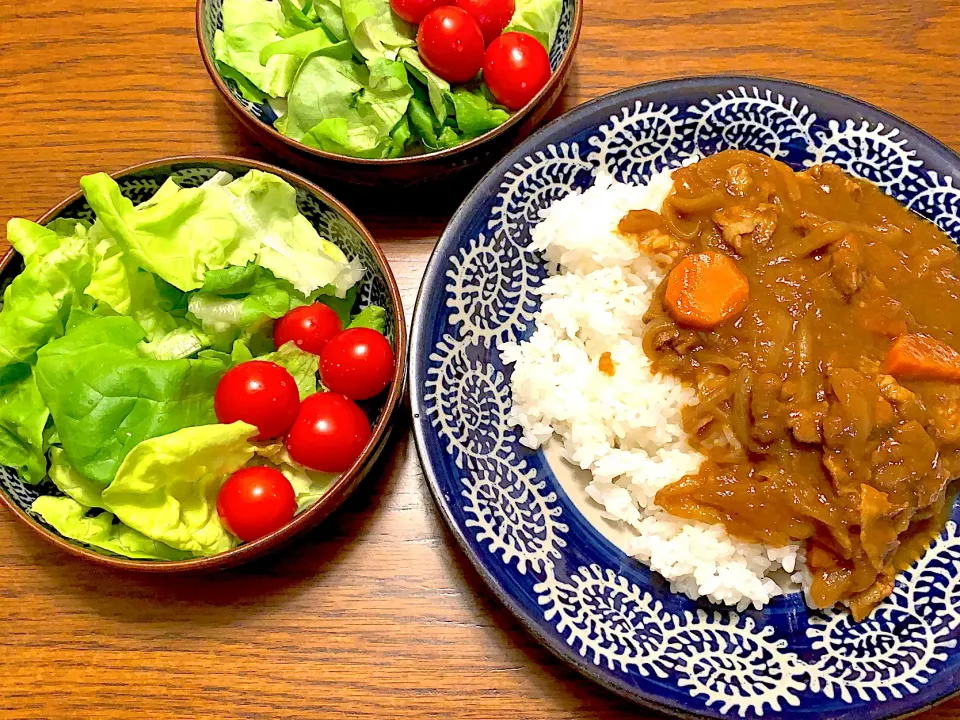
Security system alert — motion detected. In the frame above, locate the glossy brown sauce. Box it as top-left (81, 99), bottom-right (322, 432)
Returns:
top-left (622, 150), bottom-right (960, 620)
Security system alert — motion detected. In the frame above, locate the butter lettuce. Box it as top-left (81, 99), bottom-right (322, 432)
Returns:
top-left (313, 0), bottom-right (347, 40)
top-left (254, 442), bottom-right (338, 513)
top-left (79, 173), bottom-right (255, 292)
top-left (35, 315), bottom-right (225, 485)
top-left (224, 170), bottom-right (364, 296)
top-left (261, 341), bottom-right (319, 399)
top-left (137, 326), bottom-right (210, 361)
top-left (347, 304), bottom-right (386, 333)
top-left (0, 166), bottom-right (367, 560)
top-left (214, 0), bottom-right (288, 93)
top-left (450, 88), bottom-right (510, 138)
top-left (48, 446), bottom-right (104, 508)
top-left (398, 47), bottom-right (448, 122)
top-left (341, 0), bottom-right (415, 62)
top-left (81, 170), bottom-right (361, 298)
top-left (32, 496), bottom-right (191, 561)
top-left (0, 220), bottom-right (95, 374)
top-left (299, 56), bottom-right (413, 157)
top-left (0, 367), bottom-right (49, 484)
top-left (101, 422), bottom-right (258, 556)
top-left (214, 0), bottom-right (518, 158)
top-left (260, 26), bottom-right (334, 63)
top-left (505, 0), bottom-right (563, 51)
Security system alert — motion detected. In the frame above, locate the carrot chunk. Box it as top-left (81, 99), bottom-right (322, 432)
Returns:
top-left (598, 351), bottom-right (616, 376)
top-left (664, 251), bottom-right (750, 329)
top-left (881, 333), bottom-right (960, 381)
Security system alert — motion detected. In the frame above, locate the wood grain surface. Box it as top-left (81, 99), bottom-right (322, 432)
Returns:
top-left (3, 1), bottom-right (960, 718)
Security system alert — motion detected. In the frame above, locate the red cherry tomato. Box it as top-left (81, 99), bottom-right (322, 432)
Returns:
top-left (390, 0), bottom-right (450, 24)
top-left (417, 6), bottom-right (485, 83)
top-left (214, 361), bottom-right (301, 440)
top-left (483, 32), bottom-right (551, 110)
top-left (217, 466), bottom-right (297, 542)
top-left (274, 303), bottom-right (343, 356)
top-left (455, 0), bottom-right (515, 45)
top-left (319, 328), bottom-right (396, 401)
top-left (286, 393), bottom-right (372, 473)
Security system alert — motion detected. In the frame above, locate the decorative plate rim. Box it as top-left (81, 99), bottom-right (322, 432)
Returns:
top-left (409, 75), bottom-right (960, 719)
top-left (0, 154), bottom-right (409, 573)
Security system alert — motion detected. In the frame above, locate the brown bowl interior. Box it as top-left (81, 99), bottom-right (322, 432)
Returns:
top-left (0, 155), bottom-right (408, 573)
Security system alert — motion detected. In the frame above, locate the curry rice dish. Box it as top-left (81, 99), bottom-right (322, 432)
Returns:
top-left (504, 149), bottom-right (960, 619)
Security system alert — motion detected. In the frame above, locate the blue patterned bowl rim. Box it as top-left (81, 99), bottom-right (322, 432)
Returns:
top-left (0, 155), bottom-right (408, 571)
top-left (409, 76), bottom-right (960, 719)
top-left (195, 0), bottom-right (583, 165)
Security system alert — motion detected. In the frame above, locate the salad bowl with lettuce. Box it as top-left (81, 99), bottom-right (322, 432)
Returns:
top-left (197, 0), bottom-right (582, 186)
top-left (0, 157), bottom-right (406, 570)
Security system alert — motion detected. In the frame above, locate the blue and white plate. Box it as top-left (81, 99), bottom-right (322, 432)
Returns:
top-left (409, 77), bottom-right (960, 719)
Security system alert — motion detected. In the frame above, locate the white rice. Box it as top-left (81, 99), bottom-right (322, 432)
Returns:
top-left (500, 172), bottom-right (803, 610)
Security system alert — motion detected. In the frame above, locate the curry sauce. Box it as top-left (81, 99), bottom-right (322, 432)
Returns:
top-left (622, 150), bottom-right (960, 620)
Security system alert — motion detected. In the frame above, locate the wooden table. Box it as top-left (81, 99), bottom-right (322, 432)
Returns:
top-left (3, 1), bottom-right (960, 718)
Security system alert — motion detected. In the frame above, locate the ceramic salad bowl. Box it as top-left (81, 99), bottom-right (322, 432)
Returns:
top-left (196, 0), bottom-right (583, 187)
top-left (410, 77), bottom-right (960, 719)
top-left (0, 155), bottom-right (407, 572)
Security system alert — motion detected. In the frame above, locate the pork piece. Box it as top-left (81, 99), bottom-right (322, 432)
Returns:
top-left (725, 163), bottom-right (754, 197)
top-left (635, 230), bottom-right (689, 263)
top-left (788, 406), bottom-right (826, 443)
top-left (802, 163), bottom-right (864, 201)
top-left (831, 235), bottom-right (862, 298)
top-left (712, 203), bottom-right (778, 253)
top-left (929, 390), bottom-right (960, 444)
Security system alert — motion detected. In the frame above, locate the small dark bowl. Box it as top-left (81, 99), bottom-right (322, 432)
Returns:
top-left (196, 0), bottom-right (582, 188)
top-left (0, 156), bottom-right (407, 572)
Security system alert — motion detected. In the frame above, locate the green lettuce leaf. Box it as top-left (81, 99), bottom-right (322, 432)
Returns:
top-left (214, 0), bottom-right (287, 93)
top-left (260, 341), bottom-right (319, 399)
top-left (278, 0), bottom-right (318, 30)
top-left (189, 266), bottom-right (319, 351)
top-left (85, 234), bottom-right (133, 314)
top-left (10, 218), bottom-right (71, 266)
top-left (399, 47), bottom-right (448, 122)
top-left (200, 263), bottom-right (259, 294)
top-left (347, 305), bottom-right (386, 333)
top-left (48, 446), bottom-right (105, 508)
top-left (407, 96), bottom-right (439, 147)
top-left (341, 0), bottom-right (416, 62)
top-left (287, 53), bottom-right (391, 158)
top-left (357, 58), bottom-right (414, 135)
top-left (84, 232), bottom-right (186, 342)
top-left (435, 125), bottom-right (463, 149)
top-left (0, 219), bottom-right (95, 373)
top-left (260, 26), bottom-right (334, 64)
top-left (32, 496), bottom-right (191, 561)
top-left (316, 285), bottom-right (357, 326)
top-left (387, 115), bottom-right (412, 157)
top-left (313, 0), bottom-right (347, 40)
top-left (80, 173), bottom-right (256, 292)
top-left (81, 171), bottom-right (361, 298)
top-left (262, 53), bottom-right (302, 97)
top-left (0, 367), bottom-right (49, 484)
top-left (137, 326), bottom-right (209, 360)
top-left (35, 315), bottom-right (225, 485)
top-left (232, 339), bottom-right (256, 364)
top-left (101, 422), bottom-right (258, 556)
top-left (505, 0), bottom-right (563, 51)
top-left (216, 59), bottom-right (270, 103)
top-left (224, 170), bottom-right (364, 297)
top-left (254, 442), bottom-right (338, 513)
top-left (450, 87), bottom-right (510, 138)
